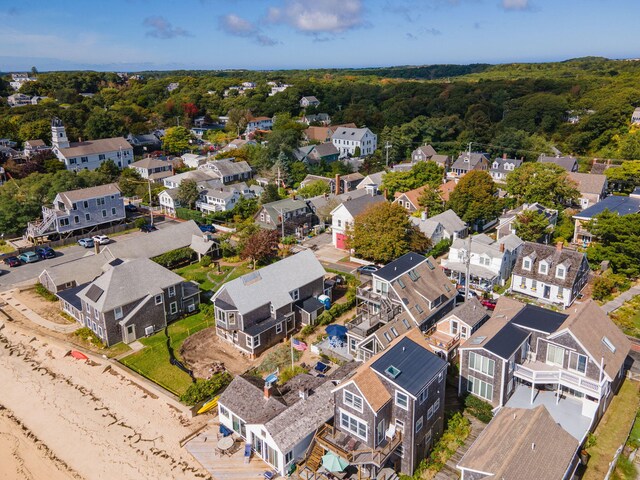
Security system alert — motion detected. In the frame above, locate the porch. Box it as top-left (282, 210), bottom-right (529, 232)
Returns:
top-left (513, 360), bottom-right (602, 397)
top-left (424, 328), bottom-right (459, 359)
top-left (441, 261), bottom-right (499, 291)
top-left (505, 383), bottom-right (594, 441)
top-left (313, 336), bottom-right (354, 362)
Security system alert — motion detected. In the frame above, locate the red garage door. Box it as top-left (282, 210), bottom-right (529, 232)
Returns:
top-left (335, 233), bottom-right (348, 250)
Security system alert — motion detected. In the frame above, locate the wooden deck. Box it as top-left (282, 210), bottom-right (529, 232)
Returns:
top-left (186, 425), bottom-right (270, 480)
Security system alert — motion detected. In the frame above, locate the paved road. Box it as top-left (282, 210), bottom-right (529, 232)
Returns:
top-left (0, 220), bottom-right (177, 292)
top-left (601, 286), bottom-right (640, 314)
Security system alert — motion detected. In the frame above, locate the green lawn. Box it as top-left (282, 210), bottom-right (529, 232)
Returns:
top-left (585, 380), bottom-right (640, 480)
top-left (174, 262), bottom-right (253, 292)
top-left (119, 312), bottom-right (213, 396)
top-left (610, 295), bottom-right (640, 337)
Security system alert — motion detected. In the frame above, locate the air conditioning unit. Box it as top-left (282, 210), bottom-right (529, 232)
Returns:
top-left (144, 325), bottom-right (154, 336)
top-left (187, 304), bottom-right (196, 313)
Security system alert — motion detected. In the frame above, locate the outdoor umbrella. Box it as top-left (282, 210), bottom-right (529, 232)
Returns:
top-left (325, 324), bottom-right (348, 338)
top-left (321, 452), bottom-right (349, 472)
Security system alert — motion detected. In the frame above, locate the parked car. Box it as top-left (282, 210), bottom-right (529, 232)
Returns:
top-left (357, 265), bottom-right (379, 276)
top-left (125, 204), bottom-right (138, 213)
top-left (3, 256), bottom-right (21, 267)
top-left (140, 223), bottom-right (157, 233)
top-left (18, 251), bottom-right (40, 264)
top-left (92, 235), bottom-right (111, 245)
top-left (78, 238), bottom-right (94, 248)
top-left (456, 290), bottom-right (478, 303)
top-left (481, 299), bottom-right (497, 311)
top-left (35, 246), bottom-right (56, 259)
top-left (198, 224), bottom-right (215, 233)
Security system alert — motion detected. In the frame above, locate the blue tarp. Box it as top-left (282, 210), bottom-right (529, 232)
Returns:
top-left (325, 325), bottom-right (347, 338)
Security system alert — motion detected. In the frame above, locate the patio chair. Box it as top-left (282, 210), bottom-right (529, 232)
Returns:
top-left (263, 470), bottom-right (277, 480)
top-left (244, 443), bottom-right (252, 464)
top-left (314, 362), bottom-right (329, 374)
top-left (219, 424), bottom-right (233, 438)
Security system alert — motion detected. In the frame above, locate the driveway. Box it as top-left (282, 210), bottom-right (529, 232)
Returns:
top-left (302, 233), bottom-right (363, 275)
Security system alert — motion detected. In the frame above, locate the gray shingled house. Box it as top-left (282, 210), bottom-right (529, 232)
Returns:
top-left (212, 250), bottom-right (331, 356)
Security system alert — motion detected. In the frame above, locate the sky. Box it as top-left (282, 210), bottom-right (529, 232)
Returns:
top-left (1, 0), bottom-right (639, 71)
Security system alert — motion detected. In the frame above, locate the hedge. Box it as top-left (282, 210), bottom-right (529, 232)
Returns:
top-left (180, 372), bottom-right (233, 406)
top-left (153, 247), bottom-right (195, 269)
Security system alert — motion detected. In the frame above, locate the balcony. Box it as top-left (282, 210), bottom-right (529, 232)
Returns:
top-left (513, 362), bottom-right (602, 396)
top-left (346, 313), bottom-right (384, 338)
top-left (425, 329), bottom-right (459, 354)
top-left (356, 281), bottom-right (384, 304)
top-left (315, 424), bottom-right (402, 468)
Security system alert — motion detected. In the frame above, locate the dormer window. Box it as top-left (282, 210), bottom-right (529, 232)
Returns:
top-left (556, 266), bottom-right (566, 279)
top-left (523, 258), bottom-right (531, 271)
top-left (539, 262), bottom-right (548, 275)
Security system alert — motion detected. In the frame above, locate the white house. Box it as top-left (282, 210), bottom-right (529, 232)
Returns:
top-left (195, 182), bottom-right (254, 213)
top-left (410, 209), bottom-right (468, 245)
top-left (246, 116), bottom-right (273, 133)
top-left (158, 188), bottom-right (181, 215)
top-left (489, 156), bottom-right (523, 183)
top-left (181, 153), bottom-right (207, 169)
top-left (330, 193), bottom-right (385, 250)
top-left (632, 107), bottom-right (640, 125)
top-left (331, 127), bottom-right (377, 158)
top-left (162, 169), bottom-right (219, 190)
top-left (50, 118), bottom-right (133, 170)
top-left (300, 96), bottom-right (320, 108)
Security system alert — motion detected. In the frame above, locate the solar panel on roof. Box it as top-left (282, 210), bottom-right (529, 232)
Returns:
top-left (85, 284), bottom-right (104, 302)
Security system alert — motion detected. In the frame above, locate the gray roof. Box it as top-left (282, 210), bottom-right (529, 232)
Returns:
top-left (538, 155), bottom-right (578, 172)
top-left (308, 189), bottom-right (369, 212)
top-left (207, 159), bottom-right (252, 177)
top-left (212, 250), bottom-right (326, 315)
top-left (429, 209), bottom-right (466, 234)
top-left (450, 233), bottom-right (522, 259)
top-left (190, 234), bottom-right (218, 256)
top-left (260, 198), bottom-right (310, 223)
top-left (41, 250), bottom-right (116, 287)
top-left (163, 169), bottom-right (218, 185)
top-left (444, 297), bottom-right (489, 329)
top-left (293, 146), bottom-right (315, 162)
top-left (331, 127), bottom-right (373, 143)
top-left (129, 157), bottom-right (169, 170)
top-left (335, 193), bottom-right (385, 218)
top-left (512, 242), bottom-right (587, 289)
top-left (450, 152), bottom-right (489, 171)
top-left (77, 258), bottom-right (183, 311)
top-left (490, 157), bottom-right (523, 173)
top-left (57, 183), bottom-right (121, 208)
top-left (218, 376), bottom-right (286, 425)
top-left (574, 194), bottom-right (640, 220)
top-left (413, 145), bottom-right (437, 157)
top-left (358, 171), bottom-right (386, 189)
top-left (57, 137), bottom-right (132, 158)
top-left (567, 172), bottom-right (607, 196)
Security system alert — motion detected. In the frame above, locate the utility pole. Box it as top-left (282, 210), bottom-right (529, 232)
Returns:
top-left (277, 208), bottom-right (285, 239)
top-left (148, 179), bottom-right (154, 226)
top-left (385, 141), bottom-right (392, 167)
top-left (464, 234), bottom-right (471, 301)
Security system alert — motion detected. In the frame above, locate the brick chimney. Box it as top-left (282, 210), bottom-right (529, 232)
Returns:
top-left (503, 153), bottom-right (507, 159)
top-left (335, 174), bottom-right (341, 195)
top-left (264, 384), bottom-right (271, 399)
top-left (499, 242), bottom-right (505, 253)
top-left (556, 241), bottom-right (563, 252)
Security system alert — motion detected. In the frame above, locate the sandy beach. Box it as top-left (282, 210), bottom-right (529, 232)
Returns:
top-left (0, 320), bottom-right (211, 480)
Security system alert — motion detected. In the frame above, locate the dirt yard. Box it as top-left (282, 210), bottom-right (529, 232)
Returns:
top-left (180, 327), bottom-right (259, 378)
top-left (13, 288), bottom-right (74, 325)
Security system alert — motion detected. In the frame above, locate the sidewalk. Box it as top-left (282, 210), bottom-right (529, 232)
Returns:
top-left (0, 289), bottom-right (80, 334)
top-left (602, 286), bottom-right (640, 314)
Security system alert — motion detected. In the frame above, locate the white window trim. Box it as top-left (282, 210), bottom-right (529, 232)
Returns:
top-left (168, 285), bottom-right (176, 297)
top-left (415, 416), bottom-right (423, 433)
top-left (568, 351), bottom-right (588, 375)
top-left (343, 390), bottom-right (364, 413)
top-left (114, 306), bottom-right (123, 320)
top-left (468, 351), bottom-right (495, 378)
top-left (290, 289), bottom-right (300, 301)
top-left (155, 294), bottom-right (163, 305)
top-left (339, 409), bottom-right (368, 441)
top-left (395, 390), bottom-right (409, 410)
top-left (170, 302), bottom-right (178, 315)
top-left (468, 374), bottom-right (493, 402)
top-left (247, 334), bottom-right (261, 349)
top-left (275, 322), bottom-right (283, 334)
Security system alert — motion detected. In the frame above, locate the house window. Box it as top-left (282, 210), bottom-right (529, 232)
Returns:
top-left (344, 390), bottom-right (364, 412)
top-left (85, 213), bottom-right (90, 221)
top-left (219, 405), bottom-right (229, 418)
top-left (539, 262), bottom-right (548, 274)
top-left (340, 410), bottom-right (367, 441)
top-left (247, 334), bottom-right (260, 349)
top-left (419, 387), bottom-right (428, 404)
top-left (337, 219), bottom-right (342, 227)
top-left (97, 198), bottom-right (105, 206)
top-left (395, 391), bottom-right (409, 410)
top-left (99, 154), bottom-right (106, 160)
top-left (290, 289), bottom-right (299, 301)
top-left (395, 419), bottom-right (405, 433)
top-left (168, 285), bottom-right (176, 297)
top-left (102, 209), bottom-right (107, 218)
top-left (451, 320), bottom-right (459, 335)
top-left (523, 259), bottom-right (531, 270)
top-left (74, 216), bottom-right (80, 224)
top-left (155, 294), bottom-right (163, 305)
top-left (285, 451), bottom-right (293, 465)
top-left (275, 322), bottom-right (283, 334)
top-left (569, 352), bottom-right (588, 374)
top-left (83, 201), bottom-right (89, 208)
top-left (546, 343), bottom-right (565, 367)
top-left (556, 266), bottom-right (566, 279)
top-left (111, 207), bottom-right (116, 215)
top-left (81, 156), bottom-right (88, 163)
top-left (415, 416), bottom-right (423, 433)
top-left (468, 375), bottom-right (493, 401)
top-left (468, 352), bottom-right (495, 377)
top-left (114, 306), bottom-right (123, 320)
top-left (170, 302), bottom-right (178, 314)
top-left (427, 404), bottom-right (434, 420)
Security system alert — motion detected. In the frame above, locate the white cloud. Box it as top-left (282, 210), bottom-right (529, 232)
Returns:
top-left (266, 0), bottom-right (364, 34)
top-left (143, 16), bottom-right (191, 39)
top-left (501, 0), bottom-right (530, 11)
top-left (219, 14), bottom-right (278, 46)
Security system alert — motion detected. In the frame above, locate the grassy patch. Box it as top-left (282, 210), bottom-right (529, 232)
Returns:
top-left (34, 282), bottom-right (58, 302)
top-left (254, 342), bottom-right (302, 375)
top-left (610, 295), bottom-right (640, 338)
top-left (119, 312), bottom-right (213, 396)
top-left (70, 327), bottom-right (132, 358)
top-left (0, 242), bottom-right (15, 254)
top-left (174, 262), bottom-right (251, 292)
top-left (585, 380), bottom-right (640, 480)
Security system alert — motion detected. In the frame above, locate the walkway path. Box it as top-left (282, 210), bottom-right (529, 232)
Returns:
top-left (0, 289), bottom-right (80, 334)
top-left (434, 416), bottom-right (486, 480)
top-left (602, 286), bottom-right (640, 314)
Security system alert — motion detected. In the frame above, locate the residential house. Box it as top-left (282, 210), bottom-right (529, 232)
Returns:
top-left (50, 118), bottom-right (133, 170)
top-left (457, 406), bottom-right (580, 480)
top-left (568, 172), bottom-right (608, 210)
top-left (307, 329), bottom-right (447, 477)
top-left (538, 155), bottom-right (579, 172)
top-left (293, 142), bottom-right (340, 165)
top-left (357, 171), bottom-right (386, 194)
top-left (199, 158), bottom-right (253, 184)
top-left (125, 133), bottom-right (161, 153)
top-left (254, 198), bottom-right (314, 237)
top-left (299, 174), bottom-right (336, 193)
top-left (39, 221), bottom-right (207, 293)
top-left (572, 192), bottom-right (640, 245)
top-left (397, 150), bottom-right (450, 172)
top-left (631, 107), bottom-right (640, 125)
top-left (496, 202), bottom-right (558, 242)
top-left (23, 139), bottom-right (50, 157)
top-left (218, 365), bottom-right (357, 476)
top-left (459, 298), bottom-right (630, 443)
top-left (346, 253), bottom-right (457, 361)
top-left (330, 193), bottom-right (385, 249)
top-left (307, 189), bottom-right (370, 227)
top-left (246, 116), bottom-right (273, 133)
top-left (438, 180), bottom-right (456, 202)
top-left (426, 297), bottom-right (490, 360)
top-left (162, 169), bottom-right (219, 189)
top-left (303, 124), bottom-right (357, 143)
top-left (489, 156), bottom-right (523, 183)
top-left (69, 258), bottom-right (199, 346)
top-left (166, 82), bottom-right (179, 92)
top-left (128, 157), bottom-right (173, 182)
top-left (0, 138), bottom-right (17, 148)
top-left (220, 138), bottom-right (257, 154)
top-left (410, 209), bottom-right (468, 245)
top-left (268, 82), bottom-right (292, 96)
top-left (331, 127), bottom-right (378, 158)
top-left (212, 250), bottom-right (331, 356)
top-left (511, 242), bottom-right (590, 308)
top-left (448, 152), bottom-right (490, 180)
top-left (30, 96), bottom-right (49, 105)
top-left (26, 183), bottom-right (125, 242)
top-left (393, 186), bottom-right (428, 213)
top-left (9, 73), bottom-right (36, 90)
top-left (180, 153), bottom-right (208, 169)
top-left (300, 96), bottom-right (320, 108)
top-left (158, 188), bottom-right (181, 215)
top-left (300, 113), bottom-right (331, 126)
top-left (441, 233), bottom-right (524, 289)
top-left (338, 173), bottom-right (365, 192)
top-left (7, 93), bottom-right (32, 107)
top-left (411, 145), bottom-right (438, 163)
top-left (195, 181), bottom-right (254, 213)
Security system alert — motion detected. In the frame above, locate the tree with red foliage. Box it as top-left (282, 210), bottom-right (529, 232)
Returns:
top-left (182, 102), bottom-right (199, 118)
top-left (241, 229), bottom-right (279, 269)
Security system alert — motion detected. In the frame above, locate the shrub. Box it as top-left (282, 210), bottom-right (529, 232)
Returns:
top-left (429, 238), bottom-right (452, 259)
top-left (134, 217), bottom-right (148, 229)
top-left (34, 282), bottom-right (58, 302)
top-left (199, 256), bottom-right (212, 267)
top-left (153, 247), bottom-right (194, 269)
top-left (72, 327), bottom-right (105, 348)
top-left (279, 365), bottom-right (308, 383)
top-left (180, 372), bottom-right (232, 406)
top-left (592, 270), bottom-right (631, 302)
top-left (464, 394), bottom-right (494, 423)
top-left (281, 235), bottom-right (297, 245)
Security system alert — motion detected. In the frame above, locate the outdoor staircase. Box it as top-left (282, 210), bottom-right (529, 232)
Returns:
top-left (433, 416), bottom-right (485, 480)
top-left (306, 443), bottom-right (325, 472)
top-left (26, 206), bottom-right (58, 240)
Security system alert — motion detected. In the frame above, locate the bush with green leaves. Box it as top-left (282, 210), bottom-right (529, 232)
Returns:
top-left (199, 256), bottom-right (212, 267)
top-left (278, 365), bottom-right (309, 384)
top-left (464, 394), bottom-right (494, 423)
top-left (153, 247), bottom-right (194, 269)
top-left (34, 282), bottom-right (58, 302)
top-left (180, 372), bottom-right (232, 406)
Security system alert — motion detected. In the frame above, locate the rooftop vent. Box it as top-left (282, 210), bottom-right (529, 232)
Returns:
top-left (385, 366), bottom-right (401, 379)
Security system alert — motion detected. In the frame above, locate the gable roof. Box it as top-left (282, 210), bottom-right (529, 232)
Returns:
top-left (568, 172), bottom-right (607, 195)
top-left (458, 406), bottom-right (579, 480)
top-left (303, 126), bottom-right (333, 142)
top-left (335, 193), bottom-right (384, 219)
top-left (394, 185), bottom-right (427, 209)
top-left (212, 250), bottom-right (325, 315)
top-left (539, 155), bottom-right (578, 172)
top-left (129, 157), bottom-right (170, 170)
top-left (219, 375), bottom-right (286, 424)
top-left (313, 142), bottom-right (339, 158)
top-left (375, 252), bottom-right (427, 282)
top-left (451, 152), bottom-right (489, 171)
top-left (163, 169), bottom-right (218, 185)
top-left (57, 183), bottom-right (121, 208)
top-left (512, 242), bottom-right (587, 289)
top-left (57, 137), bottom-right (132, 157)
top-left (574, 194), bottom-right (640, 220)
top-left (345, 367), bottom-right (392, 412)
top-left (413, 144), bottom-right (437, 157)
top-left (331, 127), bottom-right (373, 142)
top-left (259, 198), bottom-right (310, 223)
top-left (510, 304), bottom-right (568, 334)
top-left (490, 157), bottom-right (523, 173)
top-left (444, 297), bottom-right (489, 329)
top-left (358, 171), bottom-right (386, 189)
top-left (206, 158), bottom-right (252, 177)
top-left (428, 209), bottom-right (466, 233)
top-left (438, 180), bottom-right (457, 202)
top-left (461, 297), bottom-right (526, 350)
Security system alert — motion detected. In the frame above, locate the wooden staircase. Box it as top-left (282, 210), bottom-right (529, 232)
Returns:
top-left (306, 443), bottom-right (325, 472)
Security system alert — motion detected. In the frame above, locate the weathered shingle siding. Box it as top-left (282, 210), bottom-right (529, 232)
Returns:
top-left (56, 192), bottom-right (125, 233)
top-left (459, 348), bottom-right (505, 408)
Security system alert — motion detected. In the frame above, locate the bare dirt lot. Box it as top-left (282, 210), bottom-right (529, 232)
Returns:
top-left (13, 288), bottom-right (74, 325)
top-left (180, 327), bottom-right (259, 378)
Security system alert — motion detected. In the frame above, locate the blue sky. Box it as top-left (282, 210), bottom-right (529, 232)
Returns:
top-left (1, 0), bottom-right (639, 71)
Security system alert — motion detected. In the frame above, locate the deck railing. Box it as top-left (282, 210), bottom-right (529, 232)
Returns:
top-left (514, 363), bottom-right (601, 394)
